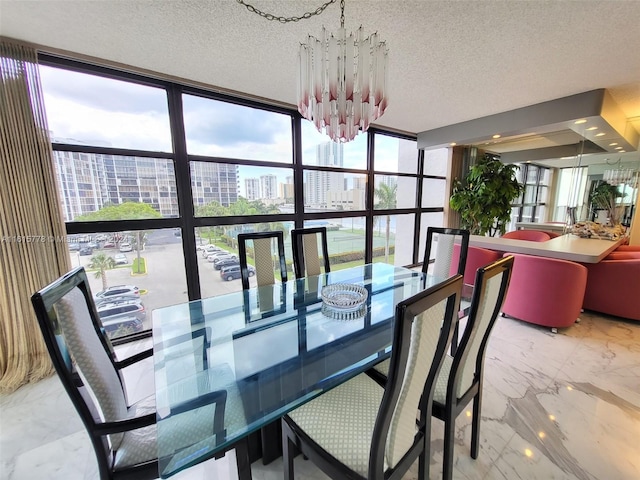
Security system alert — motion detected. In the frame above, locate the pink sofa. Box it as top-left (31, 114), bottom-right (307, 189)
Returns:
top-left (582, 254), bottom-right (640, 321)
top-left (615, 245), bottom-right (640, 252)
top-left (501, 253), bottom-right (587, 328)
top-left (501, 230), bottom-right (551, 242)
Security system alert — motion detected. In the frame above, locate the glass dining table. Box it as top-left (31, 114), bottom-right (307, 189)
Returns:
top-left (152, 263), bottom-right (446, 478)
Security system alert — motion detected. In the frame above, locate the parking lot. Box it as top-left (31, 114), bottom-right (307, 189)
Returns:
top-left (70, 234), bottom-right (257, 331)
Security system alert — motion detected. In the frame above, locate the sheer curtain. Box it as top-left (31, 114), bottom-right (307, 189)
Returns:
top-left (0, 39), bottom-right (71, 392)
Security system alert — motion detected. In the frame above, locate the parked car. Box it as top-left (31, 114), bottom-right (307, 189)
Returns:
top-left (202, 245), bottom-right (224, 257)
top-left (97, 298), bottom-right (146, 322)
top-left (212, 254), bottom-right (238, 268)
top-left (78, 246), bottom-right (93, 256)
top-left (113, 253), bottom-right (128, 265)
top-left (214, 257), bottom-right (240, 270)
top-left (94, 294), bottom-right (141, 308)
top-left (102, 240), bottom-right (116, 248)
top-left (206, 251), bottom-right (231, 262)
top-left (220, 264), bottom-right (255, 281)
top-left (119, 242), bottom-right (133, 252)
top-left (68, 243), bottom-right (80, 252)
top-left (95, 285), bottom-right (140, 300)
top-left (100, 315), bottom-right (144, 339)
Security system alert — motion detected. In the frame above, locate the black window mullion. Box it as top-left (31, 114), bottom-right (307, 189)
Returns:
top-left (167, 85), bottom-right (201, 301)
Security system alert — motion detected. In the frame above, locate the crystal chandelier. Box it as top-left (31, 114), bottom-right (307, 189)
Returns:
top-left (237, 0), bottom-right (388, 143)
top-left (603, 158), bottom-right (638, 186)
top-left (297, 0), bottom-right (388, 142)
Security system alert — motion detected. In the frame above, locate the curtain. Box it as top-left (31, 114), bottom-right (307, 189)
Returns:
top-left (0, 40), bottom-right (71, 393)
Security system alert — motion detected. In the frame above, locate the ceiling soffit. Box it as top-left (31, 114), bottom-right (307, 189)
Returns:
top-left (417, 89), bottom-right (639, 158)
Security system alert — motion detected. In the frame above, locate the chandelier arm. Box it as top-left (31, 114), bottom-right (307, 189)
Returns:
top-left (236, 0), bottom-right (337, 23)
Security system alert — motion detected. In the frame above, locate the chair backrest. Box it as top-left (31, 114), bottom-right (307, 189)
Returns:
top-left (238, 231), bottom-right (288, 290)
top-left (31, 267), bottom-right (130, 468)
top-left (369, 274), bottom-right (463, 473)
top-left (449, 256), bottom-right (513, 400)
top-left (422, 227), bottom-right (470, 279)
top-left (291, 227), bottom-right (330, 278)
top-left (501, 230), bottom-right (551, 241)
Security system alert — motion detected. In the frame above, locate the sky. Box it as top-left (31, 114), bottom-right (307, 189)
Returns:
top-left (39, 65), bottom-right (432, 197)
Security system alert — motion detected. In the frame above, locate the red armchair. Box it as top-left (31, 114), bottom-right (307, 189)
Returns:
top-left (501, 253), bottom-right (587, 329)
top-left (501, 230), bottom-right (551, 242)
top-left (450, 245), bottom-right (501, 286)
top-left (583, 255), bottom-right (640, 321)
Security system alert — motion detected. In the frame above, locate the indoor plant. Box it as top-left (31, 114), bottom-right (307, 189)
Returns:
top-left (450, 154), bottom-right (523, 236)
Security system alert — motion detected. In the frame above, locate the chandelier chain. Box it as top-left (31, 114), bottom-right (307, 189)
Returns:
top-left (236, 0), bottom-right (337, 23)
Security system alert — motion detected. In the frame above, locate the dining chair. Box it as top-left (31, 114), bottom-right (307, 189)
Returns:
top-left (281, 274), bottom-right (463, 480)
top-left (290, 226), bottom-right (330, 278)
top-left (31, 267), bottom-right (251, 480)
top-left (432, 255), bottom-right (513, 480)
top-left (238, 231), bottom-right (288, 290)
top-left (422, 227), bottom-right (470, 279)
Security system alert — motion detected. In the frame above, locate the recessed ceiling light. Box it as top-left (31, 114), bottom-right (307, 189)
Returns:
top-left (492, 134), bottom-right (501, 139)
top-left (449, 142), bottom-right (457, 147)
top-left (609, 142), bottom-right (618, 146)
top-left (620, 150), bottom-right (626, 153)
top-left (615, 146), bottom-right (623, 150)
top-left (586, 126), bottom-right (598, 131)
top-left (595, 133), bottom-right (605, 137)
top-left (574, 119), bottom-right (587, 124)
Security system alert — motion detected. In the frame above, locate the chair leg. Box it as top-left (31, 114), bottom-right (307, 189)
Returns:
top-left (442, 413), bottom-right (456, 480)
top-left (282, 420), bottom-right (295, 480)
top-left (471, 392), bottom-right (482, 459)
top-left (235, 439), bottom-right (252, 480)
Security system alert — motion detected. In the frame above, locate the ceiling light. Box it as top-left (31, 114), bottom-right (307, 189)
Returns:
top-left (298, 0), bottom-right (388, 142)
top-left (449, 142), bottom-right (457, 146)
top-left (615, 146), bottom-right (623, 150)
top-left (586, 126), bottom-right (598, 131)
top-left (595, 133), bottom-right (606, 137)
top-left (574, 119), bottom-right (587, 124)
top-left (609, 142), bottom-right (618, 146)
top-left (238, 0), bottom-right (387, 143)
top-left (492, 134), bottom-right (501, 139)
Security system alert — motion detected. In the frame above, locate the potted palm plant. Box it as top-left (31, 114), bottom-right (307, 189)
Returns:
top-left (450, 154), bottom-right (523, 236)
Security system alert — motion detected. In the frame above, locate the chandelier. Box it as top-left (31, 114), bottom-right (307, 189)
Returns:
top-left (237, 0), bottom-right (389, 143)
top-left (298, 1), bottom-right (389, 142)
top-left (603, 158), bottom-right (638, 186)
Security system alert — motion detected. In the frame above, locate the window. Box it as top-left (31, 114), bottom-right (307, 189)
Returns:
top-left (40, 56), bottom-right (447, 321)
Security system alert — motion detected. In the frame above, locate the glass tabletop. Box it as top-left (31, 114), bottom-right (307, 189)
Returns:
top-left (152, 263), bottom-right (434, 477)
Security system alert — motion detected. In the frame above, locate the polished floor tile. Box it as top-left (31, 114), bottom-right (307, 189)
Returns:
top-left (1, 310), bottom-right (639, 479)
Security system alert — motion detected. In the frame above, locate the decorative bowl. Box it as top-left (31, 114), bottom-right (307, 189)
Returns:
top-left (321, 303), bottom-right (368, 321)
top-left (321, 283), bottom-right (368, 311)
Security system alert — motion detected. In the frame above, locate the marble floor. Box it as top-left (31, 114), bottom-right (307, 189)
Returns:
top-left (1, 310), bottom-right (639, 480)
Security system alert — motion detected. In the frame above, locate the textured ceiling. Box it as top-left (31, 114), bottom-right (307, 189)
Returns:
top-left (1, 0), bottom-right (640, 144)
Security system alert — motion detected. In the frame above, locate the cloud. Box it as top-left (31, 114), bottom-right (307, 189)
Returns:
top-left (182, 94), bottom-right (291, 148)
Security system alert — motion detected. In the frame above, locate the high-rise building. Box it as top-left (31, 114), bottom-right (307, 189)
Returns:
top-left (245, 178), bottom-right (260, 200)
top-left (306, 142), bottom-right (345, 208)
top-left (52, 151), bottom-right (238, 221)
top-left (260, 174), bottom-right (277, 199)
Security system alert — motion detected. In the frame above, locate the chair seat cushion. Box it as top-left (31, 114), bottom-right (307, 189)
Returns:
top-left (287, 373), bottom-right (386, 476)
top-left (372, 359), bottom-right (390, 377)
top-left (114, 394), bottom-right (157, 468)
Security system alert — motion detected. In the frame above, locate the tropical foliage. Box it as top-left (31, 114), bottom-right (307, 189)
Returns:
top-left (76, 201), bottom-right (161, 271)
top-left (88, 252), bottom-right (116, 290)
top-left (450, 154), bottom-right (523, 236)
top-left (589, 182), bottom-right (626, 225)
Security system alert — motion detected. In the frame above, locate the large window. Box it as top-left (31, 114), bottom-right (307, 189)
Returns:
top-left (39, 56), bottom-right (448, 341)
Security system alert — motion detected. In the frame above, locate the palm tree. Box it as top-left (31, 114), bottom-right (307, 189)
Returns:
top-left (88, 253), bottom-right (116, 290)
top-left (374, 183), bottom-right (397, 263)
